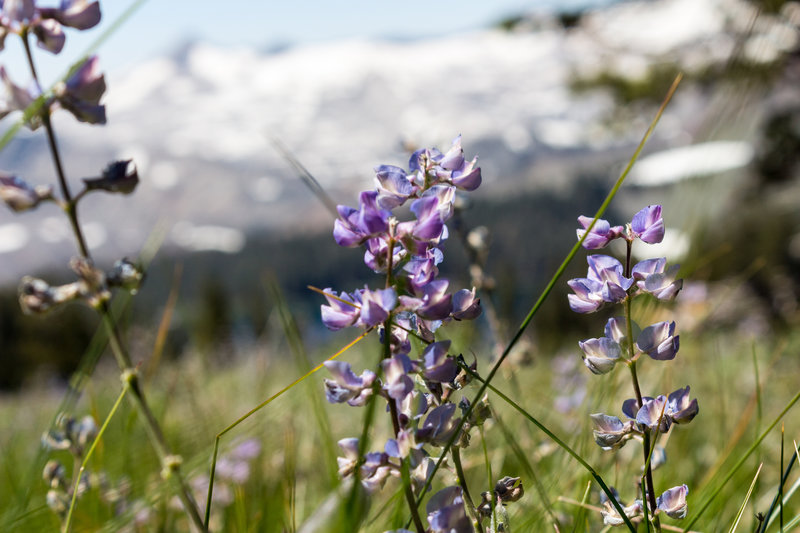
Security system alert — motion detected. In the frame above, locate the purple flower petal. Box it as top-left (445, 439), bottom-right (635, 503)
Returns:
top-left (631, 205), bottom-right (664, 244)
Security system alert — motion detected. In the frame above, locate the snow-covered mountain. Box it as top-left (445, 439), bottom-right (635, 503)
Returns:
top-left (0, 0), bottom-right (794, 283)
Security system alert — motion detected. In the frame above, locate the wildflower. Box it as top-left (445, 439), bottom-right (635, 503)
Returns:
top-left (0, 66), bottom-right (39, 123)
top-left (358, 286), bottom-right (396, 327)
top-left (0, 172), bottom-right (52, 211)
top-left (106, 258), bottom-right (144, 293)
top-left (656, 484), bottom-right (688, 519)
top-left (374, 164), bottom-right (415, 209)
top-left (19, 276), bottom-right (81, 314)
top-left (53, 55), bottom-right (105, 124)
top-left (578, 336), bottom-right (621, 374)
top-left (400, 279), bottom-right (452, 320)
top-left (636, 321), bottom-right (679, 361)
top-left (333, 190), bottom-right (390, 247)
top-left (1, 0), bottom-right (100, 54)
top-left (320, 288), bottom-right (361, 330)
top-left (83, 159), bottom-right (138, 194)
top-left (38, 0), bottom-right (101, 31)
top-left (426, 486), bottom-right (473, 533)
top-left (417, 403), bottom-right (461, 447)
top-left (322, 361), bottom-right (376, 406)
top-left (451, 287), bottom-right (481, 320)
top-left (382, 353), bottom-right (417, 402)
top-left (495, 476), bottom-right (524, 503)
top-left (567, 277), bottom-right (606, 313)
top-left (586, 254), bottom-right (633, 301)
top-left (434, 135), bottom-right (482, 191)
top-left (421, 340), bottom-right (458, 384)
top-left (590, 413), bottom-right (635, 450)
top-left (630, 205), bottom-right (664, 244)
top-left (634, 395), bottom-right (671, 433)
top-left (666, 386), bottom-right (699, 424)
top-left (576, 216), bottom-right (624, 249)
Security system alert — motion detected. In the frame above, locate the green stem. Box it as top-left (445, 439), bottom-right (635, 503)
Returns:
top-left (63, 385), bottom-right (128, 533)
top-left (21, 31), bottom-right (206, 532)
top-left (452, 447), bottom-right (480, 527)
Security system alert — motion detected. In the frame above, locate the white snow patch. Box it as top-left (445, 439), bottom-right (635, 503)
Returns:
top-left (172, 222), bottom-right (245, 253)
top-left (630, 141), bottom-right (754, 186)
top-left (0, 223), bottom-right (28, 253)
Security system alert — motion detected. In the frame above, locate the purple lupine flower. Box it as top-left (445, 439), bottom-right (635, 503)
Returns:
top-left (590, 414), bottom-right (635, 450)
top-left (567, 277), bottom-right (606, 313)
top-left (578, 337), bottom-right (621, 374)
top-left (363, 236), bottom-right (405, 273)
top-left (586, 255), bottom-right (634, 302)
top-left (416, 403), bottom-right (460, 447)
top-left (631, 205), bottom-right (664, 244)
top-left (635, 395), bottom-right (671, 433)
top-left (631, 257), bottom-right (667, 280)
top-left (666, 386), bottom-right (698, 424)
top-left (396, 196), bottom-right (445, 251)
top-left (400, 279), bottom-right (452, 320)
top-left (358, 287), bottom-right (396, 327)
top-left (360, 451), bottom-right (396, 491)
top-left (621, 397), bottom-right (650, 420)
top-left (604, 316), bottom-right (640, 348)
top-left (39, 0), bottom-right (101, 31)
top-left (656, 485), bottom-right (688, 519)
top-left (636, 321), bottom-right (679, 361)
top-left (421, 184), bottom-right (456, 222)
top-left (403, 249), bottom-right (441, 292)
top-left (32, 17), bottom-right (65, 53)
top-left (421, 340), bottom-right (458, 383)
top-left (320, 288), bottom-right (361, 330)
top-left (336, 437), bottom-right (361, 478)
top-left (385, 428), bottom-right (418, 460)
top-left (374, 164), bottom-right (415, 209)
top-left (601, 499), bottom-right (643, 527)
top-left (82, 159), bottom-right (138, 194)
top-left (397, 389), bottom-right (429, 428)
top-left (0, 66), bottom-right (40, 122)
top-left (382, 353), bottom-right (416, 402)
top-left (322, 361), bottom-right (376, 406)
top-left (435, 136), bottom-right (482, 191)
top-left (54, 55), bottom-right (105, 124)
top-left (576, 216), bottom-right (624, 249)
top-left (333, 190), bottom-right (390, 247)
top-left (451, 287), bottom-right (481, 320)
top-left (637, 263), bottom-right (683, 301)
top-left (426, 486), bottom-right (473, 533)
top-left (0, 172), bottom-right (52, 211)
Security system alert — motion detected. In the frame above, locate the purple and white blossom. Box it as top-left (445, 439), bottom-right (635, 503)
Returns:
top-left (576, 216), bottom-right (624, 249)
top-left (636, 321), bottom-right (679, 361)
top-left (656, 484), bottom-right (688, 519)
top-left (631, 205), bottom-right (665, 244)
top-left (319, 288), bottom-right (361, 331)
top-left (421, 340), bottom-right (458, 384)
top-left (426, 486), bottom-right (473, 533)
top-left (358, 287), bottom-right (396, 327)
top-left (666, 386), bottom-right (699, 424)
top-left (578, 336), bottom-right (621, 374)
top-left (590, 414), bottom-right (636, 450)
top-left (322, 361), bottom-right (376, 406)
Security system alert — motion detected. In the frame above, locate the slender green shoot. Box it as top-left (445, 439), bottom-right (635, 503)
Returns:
top-left (63, 385), bottom-right (128, 533)
top-left (728, 463), bottom-right (762, 533)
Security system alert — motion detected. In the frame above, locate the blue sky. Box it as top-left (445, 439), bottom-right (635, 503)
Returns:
top-left (2, 0), bottom-right (617, 83)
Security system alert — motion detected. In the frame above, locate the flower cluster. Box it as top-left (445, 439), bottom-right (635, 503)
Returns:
top-left (320, 137), bottom-right (521, 531)
top-left (568, 206), bottom-right (697, 528)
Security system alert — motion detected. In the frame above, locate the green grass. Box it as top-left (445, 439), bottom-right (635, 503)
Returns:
top-left (1, 305), bottom-right (798, 532)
